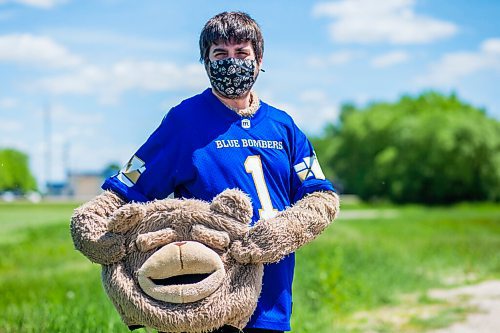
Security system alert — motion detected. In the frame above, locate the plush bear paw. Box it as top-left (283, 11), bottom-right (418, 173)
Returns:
top-left (108, 203), bottom-right (147, 234)
top-left (230, 240), bottom-right (263, 264)
top-left (88, 232), bottom-right (126, 264)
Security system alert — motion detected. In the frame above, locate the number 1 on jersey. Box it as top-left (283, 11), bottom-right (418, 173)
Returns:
top-left (245, 155), bottom-right (278, 220)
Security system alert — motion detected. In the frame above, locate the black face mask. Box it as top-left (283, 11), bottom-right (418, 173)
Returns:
top-left (208, 58), bottom-right (257, 99)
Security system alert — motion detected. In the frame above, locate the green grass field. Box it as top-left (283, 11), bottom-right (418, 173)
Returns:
top-left (0, 200), bottom-right (499, 332)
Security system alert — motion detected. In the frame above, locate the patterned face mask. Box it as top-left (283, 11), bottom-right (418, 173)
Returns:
top-left (208, 58), bottom-right (257, 99)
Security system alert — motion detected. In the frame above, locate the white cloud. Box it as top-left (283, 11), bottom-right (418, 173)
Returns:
top-left (312, 0), bottom-right (457, 44)
top-left (48, 103), bottom-right (104, 126)
top-left (482, 39), bottom-right (500, 54)
top-left (415, 38), bottom-right (500, 86)
top-left (47, 29), bottom-right (189, 53)
top-left (0, 119), bottom-right (23, 132)
top-left (0, 97), bottom-right (18, 108)
top-left (266, 89), bottom-right (340, 134)
top-left (371, 51), bottom-right (409, 68)
top-left (299, 90), bottom-right (329, 103)
top-left (0, 0), bottom-right (68, 9)
top-left (297, 90), bottom-right (340, 133)
top-left (0, 34), bottom-right (82, 68)
top-left (35, 61), bottom-right (207, 104)
top-left (307, 50), bottom-right (357, 67)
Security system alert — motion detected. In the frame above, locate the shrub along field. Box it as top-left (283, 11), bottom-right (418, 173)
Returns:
top-left (0, 201), bottom-right (499, 332)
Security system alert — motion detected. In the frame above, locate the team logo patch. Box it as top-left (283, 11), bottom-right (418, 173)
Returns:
top-left (241, 119), bottom-right (251, 129)
top-left (117, 155), bottom-right (146, 187)
top-left (293, 154), bottom-right (326, 182)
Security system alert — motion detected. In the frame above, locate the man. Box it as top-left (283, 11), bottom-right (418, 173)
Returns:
top-left (81, 12), bottom-right (338, 333)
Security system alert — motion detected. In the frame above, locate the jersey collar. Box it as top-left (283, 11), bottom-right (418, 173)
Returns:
top-left (202, 88), bottom-right (268, 129)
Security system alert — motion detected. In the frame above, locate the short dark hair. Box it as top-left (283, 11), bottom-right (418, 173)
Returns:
top-left (199, 11), bottom-right (264, 65)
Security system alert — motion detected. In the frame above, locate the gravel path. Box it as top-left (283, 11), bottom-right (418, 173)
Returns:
top-left (429, 280), bottom-right (500, 333)
top-left (338, 209), bottom-right (499, 332)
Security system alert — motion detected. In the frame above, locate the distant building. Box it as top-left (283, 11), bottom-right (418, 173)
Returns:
top-left (45, 181), bottom-right (70, 197)
top-left (66, 171), bottom-right (105, 201)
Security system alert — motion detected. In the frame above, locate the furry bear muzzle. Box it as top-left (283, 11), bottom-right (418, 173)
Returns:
top-left (137, 241), bottom-right (225, 303)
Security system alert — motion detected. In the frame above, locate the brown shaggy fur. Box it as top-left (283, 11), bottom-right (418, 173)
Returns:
top-left (72, 189), bottom-right (262, 332)
top-left (230, 191), bottom-right (340, 264)
top-left (71, 191), bottom-right (126, 264)
top-left (70, 189), bottom-right (339, 332)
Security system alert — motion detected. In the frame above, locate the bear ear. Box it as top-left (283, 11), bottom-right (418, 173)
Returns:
top-left (210, 189), bottom-right (253, 224)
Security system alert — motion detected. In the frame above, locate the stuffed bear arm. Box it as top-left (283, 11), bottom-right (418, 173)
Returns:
top-left (230, 190), bottom-right (339, 264)
top-left (70, 190), bottom-right (127, 265)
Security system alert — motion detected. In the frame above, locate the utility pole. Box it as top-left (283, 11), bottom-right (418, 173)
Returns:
top-left (44, 103), bottom-right (52, 194)
top-left (63, 142), bottom-right (70, 179)
top-left (63, 141), bottom-right (71, 196)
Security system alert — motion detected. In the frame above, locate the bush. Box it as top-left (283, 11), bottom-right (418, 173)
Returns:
top-left (0, 148), bottom-right (37, 193)
top-left (315, 91), bottom-right (500, 204)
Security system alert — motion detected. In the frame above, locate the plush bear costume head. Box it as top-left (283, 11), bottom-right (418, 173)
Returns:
top-left (72, 186), bottom-right (338, 332)
top-left (99, 190), bottom-right (262, 332)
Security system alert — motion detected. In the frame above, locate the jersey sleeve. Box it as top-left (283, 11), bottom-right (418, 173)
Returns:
top-left (290, 122), bottom-right (335, 203)
top-left (102, 108), bottom-right (192, 203)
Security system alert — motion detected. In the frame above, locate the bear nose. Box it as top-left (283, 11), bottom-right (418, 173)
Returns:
top-left (174, 241), bottom-right (187, 247)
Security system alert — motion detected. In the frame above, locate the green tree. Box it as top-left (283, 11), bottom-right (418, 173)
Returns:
top-left (0, 148), bottom-right (37, 193)
top-left (102, 162), bottom-right (121, 179)
top-left (316, 91), bottom-right (500, 204)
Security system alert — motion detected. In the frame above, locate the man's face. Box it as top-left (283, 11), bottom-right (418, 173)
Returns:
top-left (206, 40), bottom-right (262, 97)
top-left (208, 40), bottom-right (259, 65)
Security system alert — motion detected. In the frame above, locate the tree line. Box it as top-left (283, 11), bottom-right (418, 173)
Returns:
top-left (313, 91), bottom-right (500, 204)
top-left (2, 91), bottom-right (499, 204)
top-left (0, 149), bottom-right (37, 193)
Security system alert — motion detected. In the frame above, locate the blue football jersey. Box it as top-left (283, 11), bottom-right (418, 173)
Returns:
top-left (102, 88), bottom-right (335, 331)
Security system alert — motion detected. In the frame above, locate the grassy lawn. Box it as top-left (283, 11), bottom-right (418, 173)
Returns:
top-left (293, 202), bottom-right (500, 332)
top-left (0, 201), bottom-right (499, 332)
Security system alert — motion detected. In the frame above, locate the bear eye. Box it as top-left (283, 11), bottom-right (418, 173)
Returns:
top-left (136, 228), bottom-right (177, 252)
top-left (191, 224), bottom-right (230, 250)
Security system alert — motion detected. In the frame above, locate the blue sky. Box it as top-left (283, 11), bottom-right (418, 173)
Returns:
top-left (0, 0), bottom-right (499, 187)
